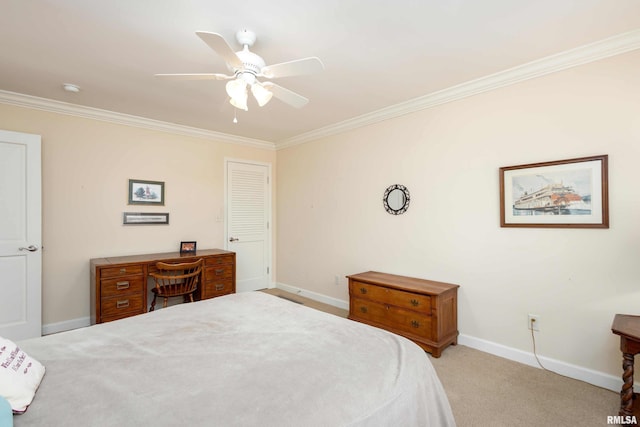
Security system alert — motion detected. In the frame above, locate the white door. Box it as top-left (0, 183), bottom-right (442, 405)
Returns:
top-left (226, 160), bottom-right (270, 292)
top-left (0, 130), bottom-right (42, 340)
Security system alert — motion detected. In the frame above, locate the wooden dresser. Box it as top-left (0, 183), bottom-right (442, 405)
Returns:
top-left (347, 271), bottom-right (459, 357)
top-left (90, 249), bottom-right (235, 324)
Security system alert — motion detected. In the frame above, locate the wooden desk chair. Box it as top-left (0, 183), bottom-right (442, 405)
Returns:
top-left (149, 259), bottom-right (203, 311)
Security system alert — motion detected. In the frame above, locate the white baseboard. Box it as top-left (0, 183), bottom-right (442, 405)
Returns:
top-left (42, 316), bottom-right (90, 335)
top-left (458, 334), bottom-right (621, 392)
top-left (274, 282), bottom-right (349, 310)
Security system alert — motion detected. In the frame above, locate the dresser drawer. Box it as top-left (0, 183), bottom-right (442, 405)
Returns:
top-left (351, 297), bottom-right (433, 339)
top-left (350, 281), bottom-right (432, 312)
top-left (205, 255), bottom-right (234, 266)
top-left (205, 264), bottom-right (233, 281)
top-left (100, 276), bottom-right (144, 298)
top-left (100, 265), bottom-right (144, 279)
top-left (101, 293), bottom-right (144, 318)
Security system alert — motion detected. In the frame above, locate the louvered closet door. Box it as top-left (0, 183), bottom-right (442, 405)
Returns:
top-left (226, 161), bottom-right (270, 292)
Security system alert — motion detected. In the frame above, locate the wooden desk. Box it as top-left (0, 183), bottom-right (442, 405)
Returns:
top-left (90, 249), bottom-right (235, 324)
top-left (612, 314), bottom-right (640, 421)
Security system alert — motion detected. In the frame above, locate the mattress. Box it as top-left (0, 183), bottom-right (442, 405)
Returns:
top-left (15, 292), bottom-right (455, 426)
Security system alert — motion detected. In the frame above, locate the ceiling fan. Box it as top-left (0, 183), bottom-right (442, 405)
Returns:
top-left (155, 29), bottom-right (324, 111)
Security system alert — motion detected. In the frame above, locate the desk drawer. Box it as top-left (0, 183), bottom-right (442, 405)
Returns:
top-left (101, 293), bottom-right (144, 318)
top-left (205, 255), bottom-right (234, 266)
top-left (205, 264), bottom-right (233, 281)
top-left (202, 279), bottom-right (234, 299)
top-left (100, 312), bottom-right (140, 323)
top-left (100, 265), bottom-right (143, 279)
top-left (101, 276), bottom-right (144, 298)
top-left (350, 281), bottom-right (432, 312)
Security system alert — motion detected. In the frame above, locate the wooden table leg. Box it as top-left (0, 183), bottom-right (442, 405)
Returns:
top-left (621, 352), bottom-right (635, 417)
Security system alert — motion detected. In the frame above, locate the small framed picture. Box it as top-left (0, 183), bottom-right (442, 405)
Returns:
top-left (128, 179), bottom-right (165, 205)
top-left (123, 212), bottom-right (169, 225)
top-left (180, 241), bottom-right (197, 254)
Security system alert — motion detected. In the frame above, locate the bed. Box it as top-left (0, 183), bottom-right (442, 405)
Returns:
top-left (13, 292), bottom-right (455, 426)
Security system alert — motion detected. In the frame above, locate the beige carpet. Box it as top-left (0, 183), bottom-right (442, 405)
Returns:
top-left (429, 344), bottom-right (620, 426)
top-left (260, 289), bottom-right (621, 426)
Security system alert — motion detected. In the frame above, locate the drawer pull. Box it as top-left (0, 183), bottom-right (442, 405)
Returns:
top-left (116, 300), bottom-right (130, 309)
top-left (215, 284), bottom-right (225, 291)
top-left (119, 268), bottom-right (127, 274)
top-left (411, 320), bottom-right (421, 328)
top-left (410, 299), bottom-right (419, 307)
top-left (360, 287), bottom-right (367, 294)
top-left (215, 268), bottom-right (225, 275)
top-left (116, 281), bottom-right (130, 290)
top-left (360, 306), bottom-right (368, 314)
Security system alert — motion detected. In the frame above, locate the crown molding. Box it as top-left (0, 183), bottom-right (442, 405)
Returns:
top-left (276, 28), bottom-right (640, 150)
top-left (0, 90), bottom-right (276, 151)
top-left (2, 29), bottom-right (638, 151)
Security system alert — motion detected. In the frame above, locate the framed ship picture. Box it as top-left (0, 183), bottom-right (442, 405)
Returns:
top-left (500, 155), bottom-right (608, 228)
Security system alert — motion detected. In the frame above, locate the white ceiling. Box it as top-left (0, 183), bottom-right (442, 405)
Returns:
top-left (1, 1), bottom-right (639, 146)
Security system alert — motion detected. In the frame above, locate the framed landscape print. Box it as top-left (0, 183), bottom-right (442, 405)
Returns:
top-left (500, 155), bottom-right (608, 228)
top-left (128, 179), bottom-right (164, 205)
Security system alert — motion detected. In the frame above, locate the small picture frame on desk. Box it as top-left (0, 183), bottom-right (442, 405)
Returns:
top-left (180, 241), bottom-right (197, 254)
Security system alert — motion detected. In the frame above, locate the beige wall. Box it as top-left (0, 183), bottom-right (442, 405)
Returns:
top-left (0, 104), bottom-right (276, 326)
top-left (276, 50), bottom-right (640, 379)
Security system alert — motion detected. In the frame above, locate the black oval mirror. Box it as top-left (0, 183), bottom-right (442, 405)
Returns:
top-left (383, 184), bottom-right (410, 215)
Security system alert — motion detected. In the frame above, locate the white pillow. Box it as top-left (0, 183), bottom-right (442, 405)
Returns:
top-left (0, 336), bottom-right (46, 414)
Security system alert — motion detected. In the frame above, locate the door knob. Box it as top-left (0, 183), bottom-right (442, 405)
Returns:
top-left (19, 245), bottom-right (39, 252)
top-left (229, 237), bottom-right (239, 242)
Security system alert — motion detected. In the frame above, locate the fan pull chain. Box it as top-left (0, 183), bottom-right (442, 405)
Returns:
top-left (233, 108), bottom-right (238, 124)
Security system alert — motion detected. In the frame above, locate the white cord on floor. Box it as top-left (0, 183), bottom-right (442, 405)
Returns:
top-left (530, 327), bottom-right (549, 371)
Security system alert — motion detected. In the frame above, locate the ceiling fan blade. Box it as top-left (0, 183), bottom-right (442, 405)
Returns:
top-left (196, 31), bottom-right (243, 69)
top-left (263, 82), bottom-right (309, 108)
top-left (261, 57), bottom-right (324, 79)
top-left (154, 73), bottom-right (233, 80)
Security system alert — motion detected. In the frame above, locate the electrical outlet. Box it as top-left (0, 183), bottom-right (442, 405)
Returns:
top-left (334, 275), bottom-right (340, 286)
top-left (528, 314), bottom-right (540, 331)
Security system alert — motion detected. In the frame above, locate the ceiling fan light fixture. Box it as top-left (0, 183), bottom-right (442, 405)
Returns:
top-left (225, 79), bottom-right (246, 98)
top-left (229, 92), bottom-right (248, 111)
top-left (251, 83), bottom-right (273, 107)
top-left (226, 79), bottom-right (248, 111)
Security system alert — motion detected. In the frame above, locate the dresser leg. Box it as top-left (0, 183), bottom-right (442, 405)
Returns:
top-left (620, 352), bottom-right (635, 416)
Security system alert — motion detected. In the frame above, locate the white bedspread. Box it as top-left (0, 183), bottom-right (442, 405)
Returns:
top-left (15, 292), bottom-right (455, 426)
